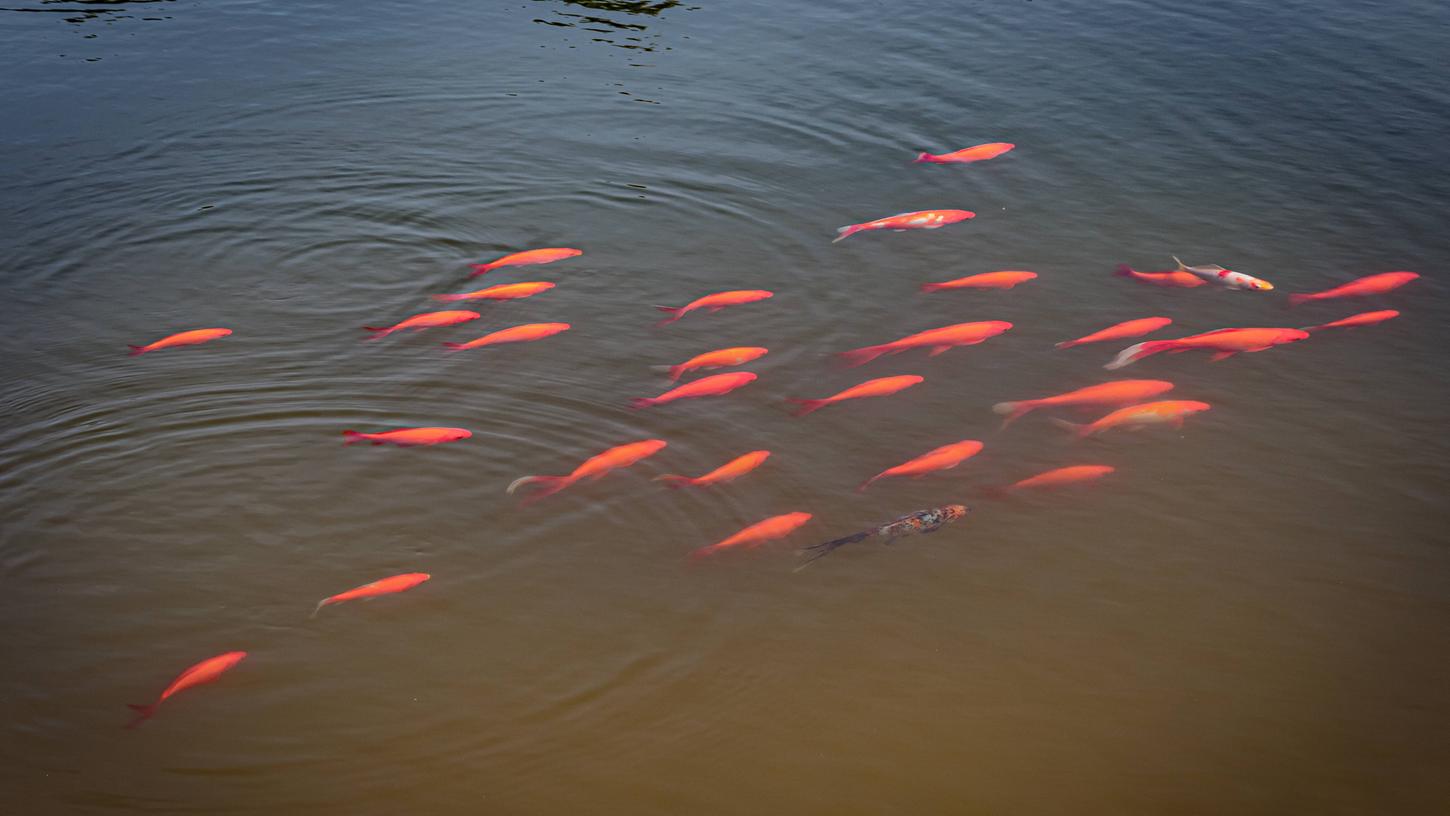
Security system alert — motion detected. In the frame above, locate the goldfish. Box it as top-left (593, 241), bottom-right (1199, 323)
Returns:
top-left (126, 651), bottom-right (247, 728)
top-left (691, 512), bottom-right (813, 560)
top-left (1287, 271), bottom-right (1420, 307)
top-left (661, 346), bottom-right (768, 383)
top-left (992, 380), bottom-right (1175, 428)
top-left (913, 143), bottom-right (1015, 164)
top-left (795, 505), bottom-right (968, 570)
top-left (920, 271), bottom-right (1036, 292)
top-left (654, 290), bottom-right (774, 326)
top-left (1105, 327), bottom-right (1309, 370)
top-left (990, 465), bottom-right (1115, 495)
top-left (858, 440), bottom-right (983, 492)
top-left (1113, 262), bottom-right (1205, 288)
top-left (506, 439), bottom-right (667, 503)
top-left (442, 322), bottom-right (570, 351)
top-left (787, 375), bottom-right (924, 417)
top-left (838, 321), bottom-right (1012, 367)
top-left (128, 328), bottom-right (232, 356)
top-left (342, 427), bottom-right (472, 446)
top-left (832, 209), bottom-right (975, 243)
top-left (654, 450), bottom-right (770, 488)
top-left (363, 310), bottom-right (480, 340)
top-left (1052, 400), bottom-right (1211, 438)
top-left (313, 572), bottom-right (430, 617)
top-left (432, 281), bottom-right (555, 303)
top-left (1172, 255), bottom-right (1273, 291)
top-left (1302, 310), bottom-right (1401, 332)
top-left (469, 247), bottom-right (581, 277)
top-left (1056, 317), bottom-right (1173, 350)
top-left (631, 371), bottom-right (757, 409)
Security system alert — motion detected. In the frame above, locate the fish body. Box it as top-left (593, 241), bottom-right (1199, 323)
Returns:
top-left (1053, 400), bottom-right (1211, 438)
top-left (363, 310), bottom-right (480, 340)
top-left (797, 504), bottom-right (969, 569)
top-left (913, 143), bottom-right (1014, 164)
top-left (1105, 327), bottom-right (1309, 370)
top-left (1288, 271), bottom-right (1419, 307)
top-left (655, 290), bottom-right (774, 326)
top-left (506, 439), bottom-right (667, 503)
top-left (1302, 309), bottom-right (1400, 332)
top-left (997, 465), bottom-right (1115, 493)
top-left (443, 322), bottom-right (570, 351)
top-left (992, 380), bottom-right (1175, 428)
top-left (128, 328), bottom-right (232, 356)
top-left (313, 573), bottom-right (430, 617)
top-left (631, 371), bottom-right (757, 409)
top-left (126, 651), bottom-right (248, 728)
top-left (432, 281), bottom-right (555, 302)
top-left (692, 512), bottom-right (813, 559)
top-left (342, 427), bottom-right (472, 447)
top-left (1056, 317), bottom-right (1172, 350)
top-left (1172, 255), bottom-right (1273, 291)
top-left (833, 209), bottom-right (975, 243)
top-left (921, 271), bottom-right (1036, 292)
top-left (469, 247), bottom-right (581, 277)
top-left (788, 375), bottom-right (924, 416)
top-left (655, 450), bottom-right (770, 488)
top-left (839, 321), bottom-right (1012, 367)
top-left (1114, 263), bottom-right (1205, 288)
top-left (665, 346), bottom-right (768, 382)
top-left (859, 440), bottom-right (983, 491)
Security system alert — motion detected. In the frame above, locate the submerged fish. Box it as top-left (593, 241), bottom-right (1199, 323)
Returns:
top-left (631, 371), bottom-right (757, 409)
top-left (1172, 255), bottom-right (1273, 291)
top-left (989, 465), bottom-right (1115, 496)
top-left (838, 321), bottom-right (1012, 367)
top-left (363, 310), bottom-right (480, 340)
top-left (432, 281), bottom-right (555, 302)
top-left (313, 573), bottom-right (430, 617)
top-left (661, 346), bottom-right (768, 383)
top-left (1287, 271), bottom-right (1420, 307)
top-left (655, 290), bottom-right (774, 326)
top-left (992, 380), bottom-right (1175, 428)
top-left (920, 271), bottom-right (1036, 292)
top-left (442, 322), bottom-right (570, 351)
top-left (1055, 317), bottom-right (1172, 350)
top-left (126, 651), bottom-right (248, 728)
top-left (469, 247), bottom-right (581, 277)
top-left (832, 209), bottom-right (974, 243)
top-left (858, 440), bottom-right (983, 492)
top-left (796, 504), bottom-right (969, 570)
top-left (1052, 400), bottom-right (1211, 438)
top-left (1113, 263), bottom-right (1205, 288)
top-left (507, 439), bottom-right (667, 503)
top-left (1302, 309), bottom-right (1401, 332)
top-left (913, 143), bottom-right (1014, 164)
top-left (1105, 327), bottom-right (1309, 370)
top-left (128, 328), bottom-right (232, 356)
top-left (692, 512), bottom-right (813, 560)
top-left (654, 450), bottom-right (770, 488)
top-left (342, 427), bottom-right (472, 447)
top-left (787, 375), bottom-right (923, 416)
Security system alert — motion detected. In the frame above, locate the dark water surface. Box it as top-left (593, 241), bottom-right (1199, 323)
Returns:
top-left (3, 1), bottom-right (1449, 812)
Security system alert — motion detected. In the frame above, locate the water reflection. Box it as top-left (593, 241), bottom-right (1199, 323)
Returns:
top-left (0, 0), bottom-right (173, 26)
top-left (532, 0), bottom-right (695, 53)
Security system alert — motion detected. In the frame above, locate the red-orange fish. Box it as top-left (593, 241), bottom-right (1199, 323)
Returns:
top-left (833, 209), bottom-right (975, 243)
top-left (913, 142), bottom-right (1015, 164)
top-left (838, 321), bottom-right (1012, 367)
top-left (1052, 400), bottom-right (1211, 438)
top-left (442, 322), bottom-right (570, 351)
top-left (655, 450), bottom-right (771, 488)
top-left (469, 247), bottom-right (581, 278)
top-left (663, 346), bottom-right (768, 382)
top-left (363, 310), bottom-right (480, 340)
top-left (921, 271), bottom-right (1036, 292)
top-left (992, 465), bottom-right (1115, 495)
top-left (126, 651), bottom-right (247, 728)
top-left (1302, 310), bottom-right (1400, 332)
top-left (342, 427), bottom-right (472, 446)
top-left (788, 375), bottom-right (923, 416)
top-left (992, 379), bottom-right (1175, 428)
top-left (654, 290), bottom-right (774, 326)
top-left (631, 371), bottom-right (757, 409)
top-left (1105, 327), bottom-right (1309, 369)
top-left (432, 281), bottom-right (555, 302)
top-left (1288, 271), bottom-right (1420, 307)
top-left (1114, 263), bottom-right (1205, 288)
top-left (128, 328), bottom-right (232, 356)
top-left (691, 512), bottom-right (813, 560)
top-left (313, 572), bottom-right (430, 617)
top-left (859, 439), bottom-right (983, 492)
top-left (506, 439), bottom-right (667, 503)
top-left (1056, 317), bottom-right (1173, 349)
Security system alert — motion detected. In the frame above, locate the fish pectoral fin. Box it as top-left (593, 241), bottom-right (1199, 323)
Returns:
top-left (1208, 351), bottom-right (1236, 362)
top-left (927, 345), bottom-right (953, 357)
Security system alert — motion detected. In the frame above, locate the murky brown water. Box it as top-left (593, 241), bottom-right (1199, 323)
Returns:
top-left (3, 0), bottom-right (1449, 812)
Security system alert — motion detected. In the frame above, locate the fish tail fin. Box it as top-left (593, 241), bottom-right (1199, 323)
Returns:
top-left (652, 474), bottom-right (692, 489)
top-left (856, 475), bottom-right (883, 492)
top-left (441, 342), bottom-right (468, 351)
top-left (1054, 339), bottom-right (1079, 350)
top-left (992, 400), bottom-right (1036, 429)
top-left (919, 282), bottom-right (946, 293)
top-left (1171, 255), bottom-right (1187, 270)
top-left (467, 264), bottom-right (493, 278)
top-left (837, 344), bottom-right (888, 367)
top-left (831, 224), bottom-right (862, 244)
top-left (1300, 323), bottom-right (1325, 333)
top-left (653, 306), bottom-right (683, 327)
top-left (362, 326), bottom-right (390, 340)
top-left (1287, 293), bottom-right (1313, 308)
top-left (911, 152), bottom-right (933, 164)
top-left (1049, 418), bottom-right (1090, 439)
top-left (125, 703), bottom-right (156, 729)
top-left (1113, 263), bottom-right (1136, 278)
top-left (310, 599), bottom-right (328, 618)
top-left (786, 398), bottom-right (828, 417)
top-left (506, 474), bottom-right (568, 500)
top-left (666, 365), bottom-right (685, 382)
top-left (341, 430), bottom-right (367, 446)
top-left (127, 345), bottom-right (147, 356)
top-left (794, 531), bottom-right (870, 571)
top-left (1104, 340), bottom-right (1174, 371)
top-left (431, 293), bottom-right (467, 302)
top-left (629, 397), bottom-right (657, 409)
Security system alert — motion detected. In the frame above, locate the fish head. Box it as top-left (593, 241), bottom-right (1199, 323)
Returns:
top-left (1251, 278), bottom-right (1275, 291)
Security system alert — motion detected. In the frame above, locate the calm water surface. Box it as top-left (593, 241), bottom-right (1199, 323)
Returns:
top-left (3, 1), bottom-right (1449, 813)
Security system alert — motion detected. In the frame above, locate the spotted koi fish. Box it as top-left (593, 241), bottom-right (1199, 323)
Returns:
top-left (795, 504), bottom-right (969, 571)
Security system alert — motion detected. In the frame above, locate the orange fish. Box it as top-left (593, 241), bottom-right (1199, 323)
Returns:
top-left (1302, 309), bottom-right (1401, 332)
top-left (921, 271), bottom-right (1036, 292)
top-left (506, 439), bottom-right (667, 503)
top-left (128, 328), bottom-right (232, 356)
top-left (691, 511), bottom-right (813, 560)
top-left (313, 572), bottom-right (430, 617)
top-left (469, 247), bottom-right (581, 278)
top-left (662, 346), bottom-right (768, 382)
top-left (342, 427), bottom-right (472, 446)
top-left (442, 322), bottom-right (570, 351)
top-left (1114, 263), bottom-right (1205, 288)
top-left (654, 290), bottom-right (774, 326)
top-left (992, 465), bottom-right (1115, 494)
top-left (1105, 327), bottom-right (1309, 370)
top-left (833, 209), bottom-right (975, 243)
top-left (631, 371), bottom-right (757, 409)
top-left (126, 651), bottom-right (248, 728)
top-left (858, 439), bottom-right (983, 492)
top-left (1288, 271), bottom-right (1420, 307)
top-left (838, 321), bottom-right (1012, 367)
top-left (1052, 400), bottom-right (1211, 438)
top-left (991, 379), bottom-right (1175, 428)
top-left (432, 281), bottom-right (555, 303)
top-left (913, 142), bottom-right (1015, 164)
top-left (363, 310), bottom-right (480, 340)
top-left (655, 450), bottom-right (771, 488)
top-left (1056, 317), bottom-right (1173, 350)
top-left (788, 375), bottom-right (923, 416)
